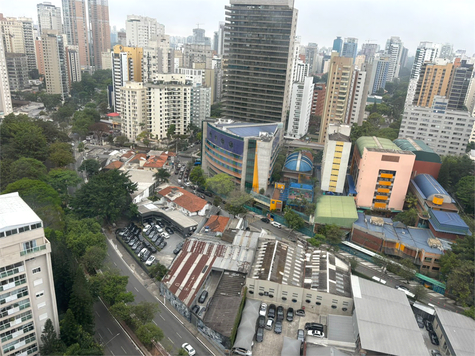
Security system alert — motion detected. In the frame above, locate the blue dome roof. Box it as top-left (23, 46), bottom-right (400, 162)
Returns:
top-left (284, 152), bottom-right (313, 172)
top-left (412, 174), bottom-right (452, 202)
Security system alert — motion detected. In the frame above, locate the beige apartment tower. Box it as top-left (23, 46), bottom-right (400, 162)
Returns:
top-left (88, 0), bottom-right (111, 69)
top-left (413, 61), bottom-right (454, 108)
top-left (62, 0), bottom-right (89, 68)
top-left (42, 30), bottom-right (69, 99)
top-left (319, 52), bottom-right (354, 143)
top-left (0, 192), bottom-right (60, 356)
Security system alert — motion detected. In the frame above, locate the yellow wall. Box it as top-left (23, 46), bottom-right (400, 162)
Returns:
top-left (113, 45), bottom-right (143, 82)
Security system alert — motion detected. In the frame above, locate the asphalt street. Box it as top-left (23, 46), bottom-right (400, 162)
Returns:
top-left (103, 239), bottom-right (215, 356)
top-left (94, 299), bottom-right (142, 356)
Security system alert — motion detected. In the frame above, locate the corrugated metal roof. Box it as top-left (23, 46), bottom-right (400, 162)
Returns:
top-left (280, 337), bottom-right (301, 356)
top-left (412, 174), bottom-right (452, 202)
top-left (435, 306), bottom-right (475, 356)
top-left (393, 138), bottom-right (441, 163)
top-left (232, 299), bottom-right (260, 352)
top-left (314, 196), bottom-right (358, 228)
top-left (351, 276), bottom-right (428, 356)
top-left (356, 136), bottom-right (401, 156)
top-left (429, 209), bottom-right (471, 235)
top-left (327, 315), bottom-right (356, 343)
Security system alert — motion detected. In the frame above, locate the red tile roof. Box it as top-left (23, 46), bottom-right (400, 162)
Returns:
top-left (104, 160), bottom-right (123, 170)
top-left (205, 215), bottom-right (230, 233)
top-left (158, 186), bottom-right (208, 213)
top-left (129, 153), bottom-right (147, 163)
top-left (143, 154), bottom-right (167, 169)
top-left (121, 150), bottom-right (134, 159)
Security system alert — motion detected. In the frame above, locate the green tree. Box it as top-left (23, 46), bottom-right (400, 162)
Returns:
top-left (308, 234), bottom-right (325, 247)
top-left (412, 285), bottom-right (428, 301)
top-left (393, 208), bottom-right (418, 226)
top-left (94, 271), bottom-right (134, 306)
top-left (64, 328), bottom-right (103, 355)
top-left (206, 173), bottom-right (234, 196)
top-left (446, 261), bottom-right (474, 305)
top-left (48, 142), bottom-right (75, 167)
top-left (115, 135), bottom-right (128, 146)
top-left (136, 323), bottom-right (164, 348)
top-left (2, 178), bottom-right (64, 229)
top-left (154, 168), bottom-right (170, 183)
top-left (9, 157), bottom-right (48, 182)
top-left (404, 192), bottom-right (418, 209)
top-left (47, 169), bottom-right (82, 198)
top-left (110, 302), bottom-right (134, 326)
top-left (81, 245), bottom-right (107, 274)
top-left (149, 263), bottom-right (168, 281)
top-left (40, 318), bottom-right (65, 355)
top-left (13, 123), bottom-right (49, 161)
top-left (438, 155), bottom-right (474, 192)
top-left (39, 93), bottom-right (62, 110)
top-left (225, 191), bottom-right (253, 216)
top-left (283, 207), bottom-right (305, 230)
top-left (60, 309), bottom-right (80, 345)
top-left (64, 218), bottom-right (106, 258)
top-left (397, 258), bottom-right (417, 283)
top-left (455, 176), bottom-right (475, 214)
top-left (463, 306), bottom-right (475, 320)
top-left (465, 141), bottom-right (475, 153)
top-left (210, 102), bottom-right (223, 118)
top-left (196, 132), bottom-right (202, 141)
top-left (131, 302), bottom-right (160, 324)
top-left (167, 124), bottom-right (176, 139)
top-left (78, 159), bottom-right (101, 178)
top-left (71, 170), bottom-right (137, 222)
top-left (52, 104), bottom-right (75, 123)
top-left (349, 257), bottom-right (359, 271)
top-left (320, 224), bottom-right (343, 244)
top-left (69, 270), bottom-right (95, 334)
top-left (189, 167), bottom-right (206, 187)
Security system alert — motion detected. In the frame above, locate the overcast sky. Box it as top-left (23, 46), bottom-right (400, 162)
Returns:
top-left (4, 0), bottom-right (475, 56)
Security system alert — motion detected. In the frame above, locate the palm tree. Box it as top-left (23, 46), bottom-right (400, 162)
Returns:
top-left (154, 168), bottom-right (170, 183)
top-left (404, 192), bottom-right (418, 209)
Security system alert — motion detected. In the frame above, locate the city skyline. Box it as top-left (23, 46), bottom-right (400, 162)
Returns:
top-left (4, 0), bottom-right (474, 56)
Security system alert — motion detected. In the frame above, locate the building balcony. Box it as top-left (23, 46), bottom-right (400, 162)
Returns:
top-left (20, 244), bottom-right (47, 257)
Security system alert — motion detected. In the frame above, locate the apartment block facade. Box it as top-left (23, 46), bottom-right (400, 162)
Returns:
top-left (321, 124), bottom-right (351, 193)
top-left (42, 30), bottom-right (69, 99)
top-left (126, 15), bottom-right (165, 48)
top-left (287, 76), bottom-right (314, 138)
top-left (0, 35), bottom-right (13, 118)
top-left (37, 2), bottom-right (63, 35)
top-left (0, 192), bottom-right (60, 356)
top-left (88, 0), bottom-right (111, 69)
top-left (5, 53), bottom-right (29, 91)
top-left (62, 0), bottom-right (89, 68)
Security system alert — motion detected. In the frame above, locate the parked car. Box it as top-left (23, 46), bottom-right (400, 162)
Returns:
top-left (265, 318), bottom-right (273, 331)
top-left (204, 191), bottom-right (213, 197)
top-left (425, 319), bottom-right (434, 332)
top-left (174, 246), bottom-right (183, 254)
top-left (165, 227), bottom-right (174, 235)
top-left (259, 303), bottom-right (267, 317)
top-left (271, 221), bottom-right (282, 229)
top-left (191, 305), bottom-right (200, 314)
top-left (157, 221), bottom-right (165, 228)
top-left (152, 233), bottom-right (160, 243)
top-left (274, 321), bottom-right (282, 334)
top-left (255, 328), bottom-right (264, 343)
top-left (181, 343), bottom-right (196, 356)
top-left (134, 243), bottom-right (143, 254)
top-left (155, 226), bottom-right (163, 233)
top-left (198, 290), bottom-right (208, 303)
top-left (276, 306), bottom-right (284, 321)
top-left (297, 329), bottom-right (305, 343)
top-left (204, 226), bottom-right (210, 233)
top-left (138, 248), bottom-right (148, 259)
top-left (142, 224), bottom-right (151, 232)
top-left (158, 240), bottom-right (167, 249)
top-left (145, 255), bottom-right (156, 266)
top-left (261, 218), bottom-right (270, 223)
top-left (132, 240), bottom-right (141, 250)
top-left (307, 329), bottom-right (325, 338)
top-left (128, 238), bottom-right (137, 246)
top-left (141, 249), bottom-right (151, 262)
top-left (305, 322), bottom-right (324, 331)
top-left (429, 331), bottom-right (439, 345)
top-left (286, 307), bottom-right (294, 322)
top-left (395, 285), bottom-right (409, 292)
top-left (416, 315), bottom-right (424, 328)
top-left (431, 350), bottom-right (442, 356)
top-left (162, 232), bottom-right (170, 239)
top-left (257, 315), bottom-right (266, 329)
top-left (295, 309), bottom-right (305, 317)
top-left (267, 304), bottom-right (276, 319)
top-left (148, 245), bottom-right (157, 254)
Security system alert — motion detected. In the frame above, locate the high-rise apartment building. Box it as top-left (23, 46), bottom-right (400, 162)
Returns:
top-left (120, 81), bottom-right (147, 141)
top-left (311, 83), bottom-right (326, 117)
top-left (385, 36), bottom-right (404, 82)
top-left (399, 97), bottom-right (474, 156)
top-left (183, 44), bottom-right (213, 69)
top-left (37, 2), bottom-right (63, 35)
top-left (142, 35), bottom-right (173, 82)
top-left (0, 192), bottom-right (60, 356)
top-left (368, 53), bottom-right (390, 94)
top-left (0, 34), bottom-right (13, 118)
top-left (341, 37), bottom-right (358, 61)
top-left (42, 30), bottom-right (69, 99)
top-left (321, 124), bottom-right (351, 193)
top-left (332, 36), bottom-right (343, 55)
top-left (446, 60), bottom-right (474, 111)
top-left (318, 52), bottom-right (354, 142)
top-left (0, 15), bottom-right (36, 72)
top-left (62, 0), bottom-right (89, 68)
top-left (111, 45), bottom-right (143, 112)
top-left (440, 43), bottom-right (453, 60)
top-left (65, 45), bottom-right (82, 87)
top-left (413, 60), bottom-right (453, 107)
top-left (287, 76), bottom-right (314, 138)
top-left (88, 0), bottom-right (111, 69)
top-left (305, 43), bottom-right (319, 75)
top-left (216, 22), bottom-right (225, 55)
top-left (222, 0), bottom-right (298, 124)
top-left (35, 39), bottom-right (45, 76)
top-left (125, 15), bottom-right (165, 48)
top-left (359, 43), bottom-right (379, 61)
top-left (5, 53), bottom-right (29, 90)
top-left (18, 18), bottom-right (36, 72)
top-left (346, 65), bottom-right (369, 125)
top-left (190, 84), bottom-right (211, 127)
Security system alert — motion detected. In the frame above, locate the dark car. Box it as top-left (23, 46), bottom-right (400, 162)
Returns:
top-left (128, 238), bottom-right (137, 246)
top-left (204, 191), bottom-right (213, 197)
top-left (152, 234), bottom-right (160, 243)
top-left (197, 187), bottom-right (205, 193)
top-left (191, 305), bottom-right (200, 314)
top-left (257, 315), bottom-right (266, 329)
top-left (415, 315), bottom-right (424, 328)
top-left (297, 329), bottom-right (305, 343)
top-left (276, 306), bottom-right (284, 321)
top-left (425, 319), bottom-right (434, 332)
top-left (157, 221), bottom-right (165, 228)
top-left (165, 227), bottom-right (174, 235)
top-left (430, 350), bottom-right (442, 356)
top-left (267, 304), bottom-right (276, 319)
top-left (158, 240), bottom-right (167, 249)
top-left (173, 246), bottom-right (183, 254)
top-left (255, 328), bottom-right (264, 343)
top-left (286, 307), bottom-right (294, 322)
top-left (274, 321), bottom-right (282, 334)
top-left (141, 249), bottom-right (151, 262)
top-left (429, 331), bottom-right (439, 345)
top-left (198, 290), bottom-right (208, 303)
top-left (295, 309), bottom-right (305, 317)
top-left (261, 218), bottom-right (270, 223)
top-left (134, 243), bottom-right (143, 253)
top-left (305, 322), bottom-right (324, 331)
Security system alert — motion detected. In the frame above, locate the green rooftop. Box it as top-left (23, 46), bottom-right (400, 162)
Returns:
top-left (314, 196), bottom-right (358, 229)
top-left (393, 138), bottom-right (441, 163)
top-left (356, 136), bottom-right (401, 156)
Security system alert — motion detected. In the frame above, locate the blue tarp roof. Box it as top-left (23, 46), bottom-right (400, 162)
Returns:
top-left (413, 174), bottom-right (453, 202)
top-left (353, 213), bottom-right (451, 254)
top-left (289, 182), bottom-right (313, 190)
top-left (346, 174), bottom-right (357, 195)
top-left (429, 209), bottom-right (471, 236)
top-left (284, 152), bottom-right (313, 172)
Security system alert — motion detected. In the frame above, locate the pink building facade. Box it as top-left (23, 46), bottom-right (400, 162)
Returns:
top-left (350, 137), bottom-right (415, 211)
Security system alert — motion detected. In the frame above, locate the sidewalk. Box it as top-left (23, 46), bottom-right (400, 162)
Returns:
top-left (104, 229), bottom-right (225, 356)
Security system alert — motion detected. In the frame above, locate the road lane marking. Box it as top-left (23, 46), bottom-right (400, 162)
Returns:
top-left (159, 315), bottom-right (165, 321)
top-left (107, 327), bottom-right (113, 335)
top-left (95, 311), bottom-right (100, 316)
top-left (121, 346), bottom-right (126, 354)
top-left (152, 320), bottom-right (157, 325)
top-left (167, 337), bottom-right (174, 344)
top-left (114, 262), bottom-right (117, 266)
top-left (110, 351), bottom-right (115, 356)
top-left (134, 287), bottom-right (139, 292)
top-left (176, 332), bottom-right (182, 338)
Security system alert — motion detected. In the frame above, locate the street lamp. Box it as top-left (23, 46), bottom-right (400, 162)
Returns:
top-left (102, 333), bottom-right (120, 347)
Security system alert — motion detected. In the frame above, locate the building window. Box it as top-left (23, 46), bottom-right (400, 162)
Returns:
top-left (282, 297), bottom-right (287, 301)
top-left (36, 291), bottom-right (44, 298)
top-left (248, 290), bottom-right (254, 294)
top-left (342, 307), bottom-right (348, 311)
top-left (331, 305), bottom-right (337, 309)
top-left (292, 299), bottom-right (297, 303)
top-left (305, 299), bottom-right (311, 303)
top-left (32, 267), bottom-right (41, 274)
top-left (316, 302), bottom-right (321, 305)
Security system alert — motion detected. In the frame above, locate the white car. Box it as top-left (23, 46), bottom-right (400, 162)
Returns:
top-left (162, 232), bottom-right (170, 239)
top-left (271, 221), bottom-right (282, 229)
top-left (181, 343), bottom-right (196, 356)
top-left (145, 255), bottom-right (156, 266)
top-left (259, 302), bottom-right (267, 316)
top-left (142, 224), bottom-right (151, 232)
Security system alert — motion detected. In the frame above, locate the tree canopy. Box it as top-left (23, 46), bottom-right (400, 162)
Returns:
top-left (78, 159), bottom-right (101, 178)
top-left (189, 167), bottom-right (206, 187)
top-left (283, 207), bottom-right (305, 230)
top-left (206, 173), bottom-right (234, 196)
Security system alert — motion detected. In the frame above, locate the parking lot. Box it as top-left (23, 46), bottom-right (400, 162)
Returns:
top-left (252, 307), bottom-right (325, 356)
